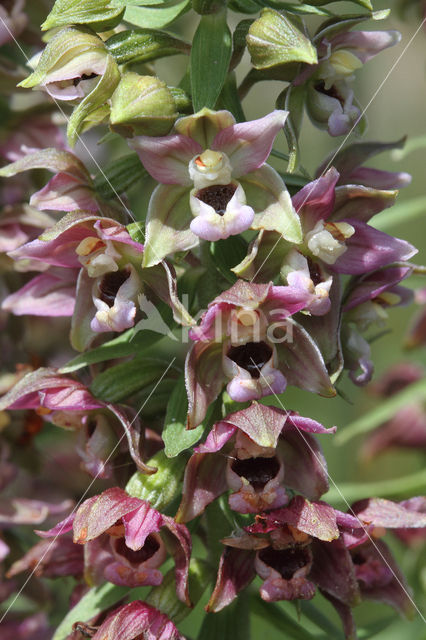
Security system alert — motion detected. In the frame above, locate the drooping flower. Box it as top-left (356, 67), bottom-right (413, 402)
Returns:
top-left (342, 266), bottom-right (414, 385)
top-left (185, 279), bottom-right (334, 427)
top-left (177, 403), bottom-right (335, 520)
top-left (130, 108), bottom-right (302, 266)
top-left (0, 367), bottom-right (154, 474)
top-left (234, 168), bottom-right (415, 321)
top-left (89, 601), bottom-right (186, 640)
top-left (296, 29), bottom-right (401, 136)
top-left (39, 488), bottom-right (192, 603)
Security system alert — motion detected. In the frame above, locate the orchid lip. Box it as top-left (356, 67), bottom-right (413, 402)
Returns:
top-left (195, 183), bottom-right (237, 216)
top-left (99, 268), bottom-right (131, 307)
top-left (231, 456), bottom-right (281, 490)
top-left (258, 546), bottom-right (311, 580)
top-left (227, 341), bottom-right (273, 379)
top-left (112, 534), bottom-right (161, 566)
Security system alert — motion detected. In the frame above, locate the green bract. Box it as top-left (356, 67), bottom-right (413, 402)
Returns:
top-left (110, 73), bottom-right (178, 137)
top-left (247, 8), bottom-right (318, 69)
top-left (42, 0), bottom-right (125, 31)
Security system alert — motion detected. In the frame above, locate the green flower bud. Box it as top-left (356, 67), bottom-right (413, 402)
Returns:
top-left (125, 449), bottom-right (188, 511)
top-left (110, 73), bottom-right (178, 137)
top-left (19, 27), bottom-right (118, 104)
top-left (247, 8), bottom-right (318, 69)
top-left (105, 28), bottom-right (190, 66)
top-left (42, 0), bottom-right (124, 32)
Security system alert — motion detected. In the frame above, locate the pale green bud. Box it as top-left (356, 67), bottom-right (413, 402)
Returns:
top-left (247, 8), bottom-right (318, 69)
top-left (110, 73), bottom-right (178, 137)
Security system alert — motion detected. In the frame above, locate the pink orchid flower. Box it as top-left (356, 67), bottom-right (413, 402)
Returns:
top-left (130, 108), bottom-right (302, 266)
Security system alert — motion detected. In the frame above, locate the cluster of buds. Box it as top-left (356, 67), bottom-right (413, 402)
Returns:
top-left (0, 0), bottom-right (425, 639)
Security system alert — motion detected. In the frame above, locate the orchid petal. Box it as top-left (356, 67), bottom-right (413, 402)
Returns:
top-left (2, 268), bottom-right (76, 317)
top-left (206, 548), bottom-right (256, 612)
top-left (175, 108), bottom-right (236, 148)
top-left (176, 452), bottom-right (228, 522)
top-left (212, 110), bottom-right (288, 177)
top-left (129, 134), bottom-right (201, 185)
top-left (333, 221), bottom-right (417, 274)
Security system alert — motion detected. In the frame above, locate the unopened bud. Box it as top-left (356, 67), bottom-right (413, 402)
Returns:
top-left (110, 73), bottom-right (178, 137)
top-left (42, 0), bottom-right (124, 32)
top-left (247, 9), bottom-right (317, 69)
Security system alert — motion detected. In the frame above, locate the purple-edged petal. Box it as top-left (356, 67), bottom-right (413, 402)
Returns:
top-left (311, 538), bottom-right (360, 606)
top-left (0, 367), bottom-right (103, 412)
top-left (350, 498), bottom-right (426, 530)
top-left (347, 167), bottom-right (412, 190)
top-left (292, 168), bottom-right (339, 229)
top-left (344, 265), bottom-right (412, 311)
top-left (129, 134), bottom-right (201, 185)
top-left (30, 173), bottom-right (98, 212)
top-left (206, 548), bottom-right (256, 612)
top-left (0, 498), bottom-right (73, 526)
top-left (333, 221), bottom-right (417, 274)
top-left (257, 496), bottom-right (340, 541)
top-left (73, 488), bottom-right (142, 544)
top-left (276, 319), bottom-right (336, 397)
top-left (36, 512), bottom-right (75, 538)
top-left (332, 185), bottom-right (398, 223)
top-left (217, 403), bottom-right (289, 449)
top-left (2, 268), bottom-right (77, 317)
top-left (92, 601), bottom-right (185, 640)
top-left (122, 502), bottom-right (163, 551)
top-left (160, 515), bottom-right (192, 605)
top-left (212, 110), bottom-right (288, 177)
top-left (330, 30), bottom-right (401, 64)
top-left (185, 341), bottom-right (225, 429)
top-left (176, 452), bottom-right (228, 522)
top-left (278, 430), bottom-right (329, 500)
top-left (7, 537), bottom-right (84, 579)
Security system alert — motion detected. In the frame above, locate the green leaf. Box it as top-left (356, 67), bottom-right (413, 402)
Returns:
top-left (162, 375), bottom-right (205, 457)
top-left (190, 9), bottom-right (232, 111)
top-left (59, 329), bottom-right (161, 373)
top-left (325, 468), bottom-right (426, 505)
top-left (94, 153), bottom-right (148, 200)
top-left (308, 0), bottom-right (372, 9)
top-left (106, 28), bottom-right (189, 65)
top-left (42, 0), bottom-right (125, 31)
top-left (210, 235), bottom-right (248, 283)
top-left (52, 582), bottom-right (129, 640)
top-left (197, 591), bottom-right (250, 640)
top-left (90, 357), bottom-right (176, 402)
top-left (335, 377), bottom-right (426, 445)
top-left (252, 595), bottom-right (319, 640)
top-left (247, 8), bottom-right (317, 69)
top-left (216, 71), bottom-right (245, 122)
top-left (123, 0), bottom-right (191, 30)
top-left (295, 601), bottom-right (343, 638)
top-left (126, 449), bottom-right (188, 509)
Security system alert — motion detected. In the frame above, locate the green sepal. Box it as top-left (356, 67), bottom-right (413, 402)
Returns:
top-left (67, 54), bottom-right (120, 146)
top-left (190, 9), bottom-right (232, 111)
top-left (247, 8), bottom-right (318, 70)
top-left (105, 28), bottom-right (190, 65)
top-left (42, 0), bottom-right (125, 32)
top-left (110, 73), bottom-right (177, 137)
top-left (126, 449), bottom-right (188, 510)
top-left (18, 27), bottom-right (107, 90)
